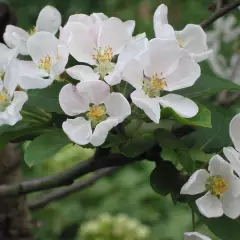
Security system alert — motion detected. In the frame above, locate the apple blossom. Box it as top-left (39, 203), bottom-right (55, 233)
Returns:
top-left (3, 5), bottom-right (61, 55)
top-left (59, 80), bottom-right (131, 146)
top-left (184, 232), bottom-right (211, 240)
top-left (18, 32), bottom-right (69, 90)
top-left (122, 38), bottom-right (200, 123)
top-left (0, 60), bottom-right (28, 126)
top-left (153, 4), bottom-right (212, 62)
top-left (60, 17), bottom-right (133, 82)
top-left (181, 154), bottom-right (240, 219)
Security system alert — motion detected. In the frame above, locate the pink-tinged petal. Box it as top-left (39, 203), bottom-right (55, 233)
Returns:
top-left (230, 113), bottom-right (240, 152)
top-left (196, 192), bottom-right (223, 218)
top-left (158, 94), bottom-right (199, 118)
top-left (76, 80), bottom-right (110, 105)
top-left (66, 65), bottom-right (99, 81)
top-left (104, 92), bottom-right (131, 123)
top-left (59, 83), bottom-right (89, 116)
top-left (98, 17), bottom-right (131, 55)
top-left (36, 5), bottom-right (62, 34)
top-left (91, 117), bottom-right (118, 146)
top-left (62, 117), bottom-right (92, 145)
top-left (131, 89), bottom-right (160, 123)
top-left (180, 169), bottom-right (209, 195)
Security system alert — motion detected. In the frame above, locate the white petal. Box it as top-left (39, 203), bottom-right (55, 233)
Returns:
top-left (98, 17), bottom-right (131, 55)
top-left (230, 113), bottom-right (240, 152)
top-left (131, 89), bottom-right (160, 123)
top-left (104, 92), bottom-right (131, 123)
top-left (59, 83), bottom-right (89, 116)
top-left (4, 59), bottom-right (20, 96)
top-left (191, 49), bottom-right (213, 63)
top-left (176, 24), bottom-right (209, 56)
top-left (196, 192), bottom-right (223, 218)
top-left (66, 65), bottom-right (99, 81)
top-left (227, 174), bottom-right (240, 197)
top-left (90, 13), bottom-right (108, 22)
top-left (68, 14), bottom-right (93, 26)
top-left (62, 117), bottom-right (92, 145)
top-left (19, 75), bottom-right (54, 90)
top-left (221, 194), bottom-right (240, 219)
top-left (164, 51), bottom-right (201, 91)
top-left (91, 117), bottom-right (118, 146)
top-left (122, 59), bottom-right (144, 89)
top-left (60, 22), bottom-right (96, 65)
top-left (36, 6), bottom-right (62, 34)
top-left (76, 80), bottom-right (110, 105)
top-left (158, 94), bottom-right (199, 118)
top-left (223, 147), bottom-right (240, 177)
top-left (184, 232), bottom-right (211, 240)
top-left (208, 154), bottom-right (233, 180)
top-left (27, 32), bottom-right (59, 64)
top-left (154, 24), bottom-right (175, 39)
top-left (153, 4), bottom-right (169, 29)
top-left (104, 64), bottom-right (122, 86)
top-left (143, 38), bottom-right (180, 78)
top-left (124, 20), bottom-right (135, 35)
top-left (180, 169), bottom-right (209, 195)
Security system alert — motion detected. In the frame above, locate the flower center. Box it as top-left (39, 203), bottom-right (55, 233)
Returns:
top-left (151, 72), bottom-right (167, 90)
top-left (87, 104), bottom-right (106, 121)
top-left (0, 89), bottom-right (11, 112)
top-left (39, 55), bottom-right (51, 73)
top-left (176, 34), bottom-right (184, 48)
top-left (206, 176), bottom-right (228, 198)
top-left (92, 46), bottom-right (113, 64)
top-left (28, 26), bottom-right (37, 36)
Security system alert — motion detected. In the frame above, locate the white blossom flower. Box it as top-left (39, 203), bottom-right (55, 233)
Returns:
top-left (18, 32), bottom-right (69, 90)
top-left (181, 154), bottom-right (240, 219)
top-left (60, 17), bottom-right (133, 83)
top-left (184, 232), bottom-right (211, 240)
top-left (59, 80), bottom-right (131, 146)
top-left (4, 5), bottom-right (61, 55)
top-left (153, 4), bottom-right (212, 62)
top-left (122, 38), bottom-right (200, 123)
top-left (223, 113), bottom-right (240, 176)
top-left (0, 60), bottom-right (28, 126)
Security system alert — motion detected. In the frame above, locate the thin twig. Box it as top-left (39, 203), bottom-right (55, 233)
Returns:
top-left (201, 1), bottom-right (240, 29)
top-left (191, 207), bottom-right (196, 231)
top-left (0, 153), bottom-right (143, 197)
top-left (28, 168), bottom-right (118, 210)
top-left (216, 0), bottom-right (223, 11)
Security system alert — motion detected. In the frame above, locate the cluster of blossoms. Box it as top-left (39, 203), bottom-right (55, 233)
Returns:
top-left (78, 213), bottom-right (151, 240)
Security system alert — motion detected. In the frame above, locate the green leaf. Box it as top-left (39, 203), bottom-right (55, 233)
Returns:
top-left (175, 74), bottom-right (240, 99)
top-left (27, 82), bottom-right (65, 114)
top-left (24, 130), bottom-right (71, 167)
top-left (161, 103), bottom-right (212, 128)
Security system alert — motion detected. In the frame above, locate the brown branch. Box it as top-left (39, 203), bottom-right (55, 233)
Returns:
top-left (28, 168), bottom-right (118, 210)
top-left (201, 0), bottom-right (240, 29)
top-left (0, 151), bottom-right (143, 197)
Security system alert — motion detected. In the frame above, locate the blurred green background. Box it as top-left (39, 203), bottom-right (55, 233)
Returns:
top-left (1, 0), bottom-right (235, 239)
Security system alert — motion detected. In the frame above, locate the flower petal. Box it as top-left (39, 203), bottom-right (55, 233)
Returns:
top-left (27, 32), bottom-right (59, 65)
top-left (19, 75), bottom-right (54, 90)
top-left (36, 6), bottom-right (62, 34)
top-left (66, 65), bottom-right (99, 81)
top-left (76, 80), bottom-right (110, 105)
top-left (104, 92), bottom-right (131, 123)
top-left (143, 38), bottom-right (180, 78)
top-left (60, 22), bottom-right (96, 65)
top-left (122, 59), bottom-right (144, 89)
top-left (68, 14), bottom-right (93, 26)
top-left (91, 117), bottom-right (118, 146)
top-left (223, 147), bottom-right (240, 177)
top-left (98, 17), bottom-right (131, 55)
top-left (131, 89), bottom-right (160, 123)
top-left (230, 113), bottom-right (240, 152)
top-left (227, 174), bottom-right (240, 197)
top-left (180, 169), bottom-right (209, 195)
top-left (154, 24), bottom-right (175, 39)
top-left (104, 64), bottom-right (122, 86)
top-left (158, 94), bottom-right (199, 118)
top-left (62, 117), bottom-right (92, 145)
top-left (59, 83), bottom-right (89, 116)
top-left (191, 49), bottom-right (213, 63)
top-left (196, 192), bottom-right (223, 218)
top-left (124, 20), bottom-right (135, 36)
top-left (184, 232), bottom-right (211, 240)
top-left (164, 51), bottom-right (201, 91)
top-left (221, 194), bottom-right (240, 219)
top-left (153, 4), bottom-right (169, 29)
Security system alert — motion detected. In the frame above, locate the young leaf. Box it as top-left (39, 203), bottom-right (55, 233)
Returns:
top-left (24, 130), bottom-right (71, 167)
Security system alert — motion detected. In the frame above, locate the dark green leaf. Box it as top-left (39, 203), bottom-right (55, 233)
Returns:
top-left (24, 130), bottom-right (71, 167)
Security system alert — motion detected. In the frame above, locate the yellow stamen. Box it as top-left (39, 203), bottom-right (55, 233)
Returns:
top-left (209, 176), bottom-right (228, 198)
top-left (39, 55), bottom-right (51, 73)
top-left (151, 72), bottom-right (167, 90)
top-left (0, 94), bottom-right (6, 103)
top-left (176, 34), bottom-right (184, 48)
top-left (29, 26), bottom-right (37, 36)
top-left (87, 105), bottom-right (105, 121)
top-left (92, 46), bottom-right (113, 64)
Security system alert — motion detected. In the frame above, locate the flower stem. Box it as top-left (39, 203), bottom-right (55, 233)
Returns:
top-left (191, 207), bottom-right (196, 231)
